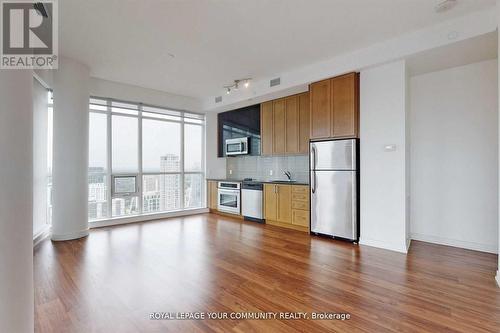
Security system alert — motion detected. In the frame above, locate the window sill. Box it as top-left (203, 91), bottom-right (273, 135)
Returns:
top-left (89, 207), bottom-right (209, 228)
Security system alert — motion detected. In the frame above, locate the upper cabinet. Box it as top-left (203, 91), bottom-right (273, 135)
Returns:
top-left (310, 79), bottom-right (331, 139)
top-left (260, 92), bottom-right (310, 156)
top-left (298, 93), bottom-right (310, 154)
top-left (261, 101), bottom-right (274, 156)
top-left (310, 72), bottom-right (359, 140)
top-left (272, 99), bottom-right (286, 155)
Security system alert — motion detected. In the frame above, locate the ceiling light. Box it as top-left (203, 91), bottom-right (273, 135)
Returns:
top-left (434, 0), bottom-right (457, 13)
top-left (223, 78), bottom-right (252, 94)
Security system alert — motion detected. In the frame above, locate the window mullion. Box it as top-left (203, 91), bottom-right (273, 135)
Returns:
top-left (138, 104), bottom-right (143, 214)
top-left (180, 116), bottom-right (185, 209)
top-left (106, 100), bottom-right (112, 218)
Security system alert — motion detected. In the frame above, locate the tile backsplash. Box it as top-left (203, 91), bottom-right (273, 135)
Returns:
top-left (226, 155), bottom-right (309, 183)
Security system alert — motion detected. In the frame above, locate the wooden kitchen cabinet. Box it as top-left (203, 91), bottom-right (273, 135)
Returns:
top-left (260, 92), bottom-right (310, 156)
top-left (264, 184), bottom-right (309, 232)
top-left (261, 101), bottom-right (273, 156)
top-left (272, 99), bottom-right (286, 155)
top-left (207, 180), bottom-right (218, 210)
top-left (264, 184), bottom-right (278, 220)
top-left (298, 92), bottom-right (310, 154)
top-left (264, 184), bottom-right (291, 224)
top-left (285, 96), bottom-right (299, 154)
top-left (276, 185), bottom-right (292, 224)
top-left (309, 72), bottom-right (359, 140)
top-left (331, 73), bottom-right (359, 138)
top-left (309, 79), bottom-right (331, 140)
top-left (291, 185), bottom-right (310, 229)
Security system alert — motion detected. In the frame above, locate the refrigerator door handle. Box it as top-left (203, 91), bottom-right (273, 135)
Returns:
top-left (311, 144), bottom-right (316, 170)
top-left (351, 173), bottom-right (357, 239)
top-left (311, 170), bottom-right (316, 194)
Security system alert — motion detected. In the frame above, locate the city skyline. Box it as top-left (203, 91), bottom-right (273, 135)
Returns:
top-left (89, 153), bottom-right (202, 220)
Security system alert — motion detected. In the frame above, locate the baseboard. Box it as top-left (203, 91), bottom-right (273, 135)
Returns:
top-left (209, 209), bottom-right (244, 220)
top-left (359, 237), bottom-right (408, 253)
top-left (51, 229), bottom-right (89, 241)
top-left (406, 238), bottom-right (412, 252)
top-left (410, 233), bottom-right (497, 254)
top-left (33, 225), bottom-right (50, 247)
top-left (89, 208), bottom-right (209, 228)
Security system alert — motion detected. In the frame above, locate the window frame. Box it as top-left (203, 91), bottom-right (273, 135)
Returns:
top-left (88, 97), bottom-right (205, 221)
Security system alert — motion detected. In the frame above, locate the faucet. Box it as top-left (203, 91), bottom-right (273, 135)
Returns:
top-left (283, 170), bottom-right (292, 181)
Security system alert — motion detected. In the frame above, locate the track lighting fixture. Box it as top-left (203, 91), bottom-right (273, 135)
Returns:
top-left (224, 78), bottom-right (251, 95)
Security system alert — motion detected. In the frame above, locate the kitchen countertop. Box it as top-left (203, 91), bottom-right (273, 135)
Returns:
top-left (206, 178), bottom-right (309, 186)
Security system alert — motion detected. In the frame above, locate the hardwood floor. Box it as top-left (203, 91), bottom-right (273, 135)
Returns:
top-left (34, 213), bottom-right (500, 332)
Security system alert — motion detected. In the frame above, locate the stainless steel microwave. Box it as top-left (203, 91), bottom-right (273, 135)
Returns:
top-left (225, 137), bottom-right (249, 156)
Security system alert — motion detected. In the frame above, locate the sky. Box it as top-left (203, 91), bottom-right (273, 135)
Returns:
top-left (89, 113), bottom-right (202, 173)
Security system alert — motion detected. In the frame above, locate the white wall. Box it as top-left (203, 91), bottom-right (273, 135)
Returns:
top-left (497, 0), bottom-right (500, 286)
top-left (33, 78), bottom-right (49, 237)
top-left (360, 60), bottom-right (409, 253)
top-left (205, 112), bottom-right (226, 179)
top-left (0, 70), bottom-right (34, 333)
top-left (410, 60), bottom-right (498, 253)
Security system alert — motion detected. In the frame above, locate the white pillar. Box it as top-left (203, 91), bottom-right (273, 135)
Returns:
top-left (0, 70), bottom-right (34, 333)
top-left (51, 57), bottom-right (90, 240)
top-left (359, 60), bottom-right (409, 253)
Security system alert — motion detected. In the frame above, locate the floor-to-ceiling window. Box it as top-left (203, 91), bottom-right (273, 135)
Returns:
top-left (47, 91), bottom-right (53, 225)
top-left (88, 98), bottom-right (205, 221)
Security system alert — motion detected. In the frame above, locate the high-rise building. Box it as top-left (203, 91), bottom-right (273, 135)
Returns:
top-left (160, 154), bottom-right (180, 210)
top-left (88, 167), bottom-right (108, 219)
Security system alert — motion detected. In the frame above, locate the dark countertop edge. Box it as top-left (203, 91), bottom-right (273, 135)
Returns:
top-left (206, 178), bottom-right (309, 186)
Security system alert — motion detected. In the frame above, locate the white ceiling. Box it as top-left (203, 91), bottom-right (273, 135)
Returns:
top-left (59, 0), bottom-right (496, 100)
top-left (407, 31), bottom-right (497, 76)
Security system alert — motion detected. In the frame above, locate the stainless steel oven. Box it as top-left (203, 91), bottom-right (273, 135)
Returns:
top-left (225, 137), bottom-right (249, 156)
top-left (217, 181), bottom-right (241, 214)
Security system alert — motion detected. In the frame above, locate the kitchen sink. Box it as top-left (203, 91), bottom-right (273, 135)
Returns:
top-left (270, 180), bottom-right (297, 183)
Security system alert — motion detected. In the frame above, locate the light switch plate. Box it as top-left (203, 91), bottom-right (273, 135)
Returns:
top-left (384, 144), bottom-right (397, 152)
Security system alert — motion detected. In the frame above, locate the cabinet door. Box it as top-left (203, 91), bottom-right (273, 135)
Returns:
top-left (298, 93), bottom-right (310, 154)
top-left (261, 101), bottom-right (274, 156)
top-left (277, 185), bottom-right (292, 224)
top-left (310, 79), bottom-right (331, 140)
top-left (285, 96), bottom-right (299, 154)
top-left (207, 181), bottom-right (218, 209)
top-left (292, 210), bottom-right (310, 227)
top-left (331, 73), bottom-right (359, 138)
top-left (264, 184), bottom-right (277, 220)
top-left (211, 182), bottom-right (219, 209)
top-left (273, 99), bottom-right (286, 155)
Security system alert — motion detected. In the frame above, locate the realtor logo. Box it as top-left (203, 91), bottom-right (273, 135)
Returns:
top-left (1, 0), bottom-right (58, 69)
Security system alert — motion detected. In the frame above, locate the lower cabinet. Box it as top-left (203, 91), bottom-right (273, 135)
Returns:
top-left (264, 184), bottom-right (309, 232)
top-left (207, 180), bottom-right (218, 210)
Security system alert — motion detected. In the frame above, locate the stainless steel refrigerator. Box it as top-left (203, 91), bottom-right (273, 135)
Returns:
top-left (310, 139), bottom-right (359, 241)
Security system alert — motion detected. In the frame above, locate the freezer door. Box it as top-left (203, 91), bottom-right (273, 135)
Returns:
top-left (310, 170), bottom-right (357, 240)
top-left (310, 139), bottom-right (357, 171)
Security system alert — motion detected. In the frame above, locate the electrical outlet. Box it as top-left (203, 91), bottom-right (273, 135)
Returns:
top-left (269, 170), bottom-right (273, 176)
top-left (229, 169), bottom-right (233, 175)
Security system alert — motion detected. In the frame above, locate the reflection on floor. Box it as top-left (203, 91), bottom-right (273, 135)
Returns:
top-left (34, 213), bottom-right (500, 332)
